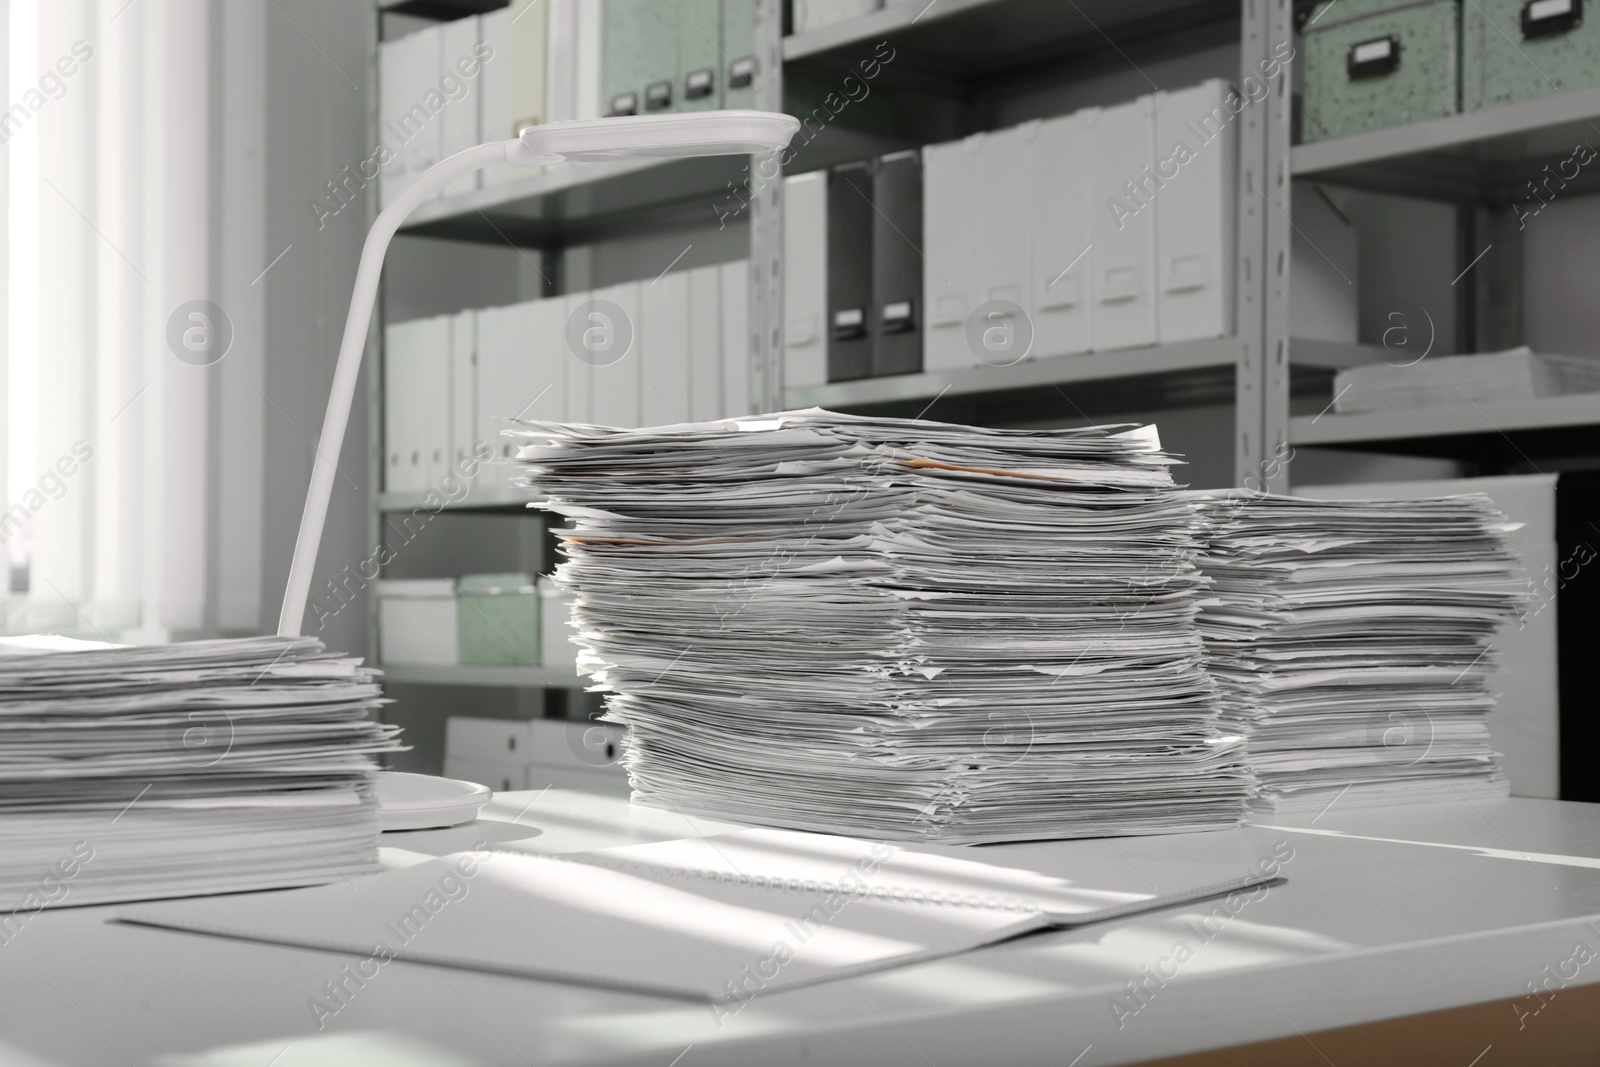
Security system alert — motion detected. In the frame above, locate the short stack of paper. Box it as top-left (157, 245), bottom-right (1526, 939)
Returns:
top-left (515, 409), bottom-right (1253, 843)
top-left (1333, 346), bottom-right (1600, 415)
top-left (1193, 493), bottom-right (1526, 813)
top-left (0, 636), bottom-right (403, 909)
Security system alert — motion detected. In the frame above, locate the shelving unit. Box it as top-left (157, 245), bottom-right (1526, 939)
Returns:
top-left (380, 663), bottom-right (586, 688)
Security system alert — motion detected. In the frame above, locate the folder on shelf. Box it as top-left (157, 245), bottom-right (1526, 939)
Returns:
top-left (782, 171), bottom-right (829, 390)
top-left (827, 160), bottom-right (875, 382)
top-left (720, 260), bottom-right (752, 417)
top-left (1089, 96), bottom-right (1157, 352)
top-left (722, 0), bottom-right (760, 110)
top-left (479, 7), bottom-right (515, 185)
top-left (563, 291), bottom-right (595, 423)
top-left (378, 35), bottom-right (410, 208)
top-left (546, 0), bottom-right (579, 124)
top-left (450, 310), bottom-right (479, 478)
top-left (421, 317), bottom-right (452, 490)
top-left (1032, 111), bottom-right (1093, 359)
top-left (676, 0), bottom-right (722, 112)
top-left (641, 269), bottom-right (691, 426)
top-left (477, 300), bottom-right (562, 493)
top-left (601, 0), bottom-right (643, 116)
top-left (793, 0), bottom-right (882, 34)
top-left (574, 0), bottom-right (604, 120)
top-left (871, 150), bottom-right (923, 377)
top-left (638, 0), bottom-right (680, 113)
top-left (688, 264), bottom-right (723, 420)
top-left (1155, 80), bottom-right (1236, 344)
top-left (383, 317), bottom-right (449, 495)
top-left (406, 27), bottom-right (444, 198)
top-left (588, 283), bottom-right (642, 428)
top-left (438, 16), bottom-right (482, 198)
top-left (922, 135), bottom-right (979, 372)
top-left (975, 124), bottom-right (1036, 367)
top-left (510, 0), bottom-right (548, 133)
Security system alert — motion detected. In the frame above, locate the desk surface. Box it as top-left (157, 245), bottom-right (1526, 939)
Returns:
top-left (5, 791), bottom-right (1600, 1067)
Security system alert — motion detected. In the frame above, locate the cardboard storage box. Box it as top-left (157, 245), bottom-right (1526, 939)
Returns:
top-left (376, 579), bottom-right (458, 665)
top-left (457, 573), bottom-right (539, 667)
top-left (1464, 0), bottom-right (1600, 110)
top-left (1303, 0), bottom-right (1460, 142)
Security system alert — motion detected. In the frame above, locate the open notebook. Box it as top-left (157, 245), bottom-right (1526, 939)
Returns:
top-left (120, 827), bottom-right (1283, 1001)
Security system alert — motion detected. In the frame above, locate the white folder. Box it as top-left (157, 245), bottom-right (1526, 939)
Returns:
top-left (449, 310), bottom-right (479, 480)
top-left (378, 37), bottom-right (409, 208)
top-left (1155, 80), bottom-right (1236, 344)
top-left (587, 282), bottom-right (641, 428)
top-left (406, 27), bottom-right (444, 200)
top-left (384, 317), bottom-right (448, 495)
top-left (563, 292), bottom-right (594, 424)
top-left (419, 316), bottom-right (452, 490)
top-left (720, 260), bottom-right (752, 418)
top-left (688, 264), bottom-right (723, 421)
top-left (476, 301), bottom-right (549, 492)
top-left (1032, 111), bottom-right (1093, 358)
top-left (974, 123), bottom-right (1037, 365)
top-left (439, 16), bottom-right (481, 197)
top-left (1089, 97), bottom-right (1157, 351)
top-left (641, 271), bottom-right (691, 426)
top-left (479, 7), bottom-right (515, 187)
top-left (922, 135), bottom-right (980, 371)
top-left (547, 0), bottom-right (578, 124)
top-left (575, 0), bottom-right (604, 121)
top-left (782, 171), bottom-right (828, 390)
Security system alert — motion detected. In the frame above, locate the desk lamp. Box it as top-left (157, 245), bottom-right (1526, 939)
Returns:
top-left (277, 111), bottom-right (801, 638)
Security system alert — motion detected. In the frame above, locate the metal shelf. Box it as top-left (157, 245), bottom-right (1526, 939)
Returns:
top-left (1292, 391), bottom-right (1600, 461)
top-left (783, 0), bottom-right (1233, 77)
top-left (1292, 85), bottom-right (1600, 203)
top-left (378, 487), bottom-right (540, 513)
top-left (380, 663), bottom-right (587, 688)
top-left (785, 337), bottom-right (1380, 412)
top-left (397, 155), bottom-right (750, 247)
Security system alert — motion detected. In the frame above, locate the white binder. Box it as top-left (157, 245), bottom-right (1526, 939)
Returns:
top-left (1032, 111), bottom-right (1093, 359)
top-left (476, 301), bottom-right (548, 492)
top-left (975, 124), bottom-right (1037, 366)
top-left (1089, 97), bottom-right (1157, 351)
top-left (563, 292), bottom-right (594, 424)
top-left (378, 36), bottom-right (409, 208)
top-left (588, 282), bottom-right (641, 428)
top-left (528, 296), bottom-right (568, 430)
top-left (720, 260), bottom-right (752, 418)
top-left (479, 7), bottom-right (515, 187)
top-left (688, 265), bottom-right (723, 421)
top-left (439, 16), bottom-right (482, 197)
top-left (1155, 80), bottom-right (1236, 344)
top-left (406, 27), bottom-right (443, 200)
top-left (922, 135), bottom-right (980, 371)
top-left (575, 0), bottom-right (604, 121)
top-left (384, 317), bottom-right (448, 494)
top-left (782, 171), bottom-right (828, 390)
top-left (420, 315), bottom-right (452, 490)
top-left (641, 271), bottom-right (691, 426)
top-left (449, 310), bottom-right (479, 479)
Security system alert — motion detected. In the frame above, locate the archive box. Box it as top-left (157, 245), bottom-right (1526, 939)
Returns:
top-left (1302, 0), bottom-right (1460, 142)
top-left (1464, 0), bottom-right (1600, 110)
top-left (376, 579), bottom-right (459, 666)
top-left (457, 572), bottom-right (540, 667)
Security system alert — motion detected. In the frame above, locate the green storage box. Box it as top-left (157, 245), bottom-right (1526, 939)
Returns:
top-left (1303, 0), bottom-right (1461, 142)
top-left (457, 573), bottom-right (540, 667)
top-left (1464, 0), bottom-right (1600, 110)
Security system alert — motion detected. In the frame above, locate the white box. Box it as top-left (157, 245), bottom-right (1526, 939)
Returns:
top-left (1291, 182), bottom-right (1359, 344)
top-left (538, 577), bottom-right (578, 668)
top-left (1031, 111), bottom-right (1093, 359)
top-left (641, 271), bottom-right (690, 426)
top-left (438, 16), bottom-right (482, 197)
top-left (782, 172), bottom-right (828, 389)
top-left (446, 716), bottom-right (532, 761)
top-left (449, 309), bottom-right (479, 477)
top-left (528, 719), bottom-right (626, 771)
top-left (793, 0), bottom-right (881, 33)
top-left (563, 292), bottom-right (594, 423)
top-left (378, 579), bottom-right (458, 665)
top-left (1155, 80), bottom-right (1237, 344)
top-left (720, 260), bottom-right (751, 417)
top-left (688, 264), bottom-right (723, 421)
top-left (443, 756), bottom-right (527, 793)
top-left (588, 282), bottom-right (642, 427)
top-left (1089, 97), bottom-right (1157, 351)
top-left (922, 136), bottom-right (980, 371)
top-left (975, 124), bottom-right (1036, 365)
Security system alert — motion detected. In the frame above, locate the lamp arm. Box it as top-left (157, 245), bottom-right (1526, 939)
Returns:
top-left (278, 140), bottom-right (514, 637)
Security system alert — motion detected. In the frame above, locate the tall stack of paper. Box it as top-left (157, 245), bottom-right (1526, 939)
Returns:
top-left (0, 635), bottom-right (403, 909)
top-left (1332, 347), bottom-right (1600, 415)
top-left (1193, 493), bottom-right (1526, 813)
top-left (515, 410), bottom-right (1253, 843)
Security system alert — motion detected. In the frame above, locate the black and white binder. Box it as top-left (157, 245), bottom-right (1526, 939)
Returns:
top-left (827, 160), bottom-right (875, 382)
top-left (871, 150), bottom-right (923, 377)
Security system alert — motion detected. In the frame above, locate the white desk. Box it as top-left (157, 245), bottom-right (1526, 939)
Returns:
top-left (4, 790), bottom-right (1600, 1066)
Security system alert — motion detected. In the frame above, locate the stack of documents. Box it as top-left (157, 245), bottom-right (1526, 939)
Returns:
top-left (1193, 493), bottom-right (1526, 812)
top-left (0, 635), bottom-right (403, 909)
top-left (1332, 347), bottom-right (1600, 415)
top-left (515, 409), bottom-right (1252, 843)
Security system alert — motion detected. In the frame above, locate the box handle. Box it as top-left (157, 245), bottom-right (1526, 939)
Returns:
top-left (1523, 0), bottom-right (1582, 38)
top-left (1346, 35), bottom-right (1401, 80)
